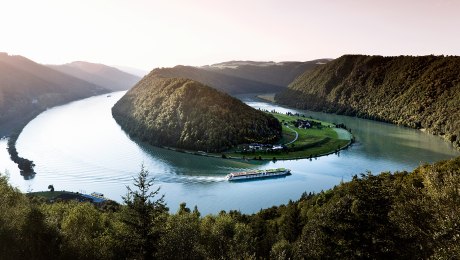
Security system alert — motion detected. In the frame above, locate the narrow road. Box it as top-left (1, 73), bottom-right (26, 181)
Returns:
top-left (284, 125), bottom-right (299, 145)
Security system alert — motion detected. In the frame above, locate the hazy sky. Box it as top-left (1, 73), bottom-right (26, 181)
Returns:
top-left (1, 0), bottom-right (459, 70)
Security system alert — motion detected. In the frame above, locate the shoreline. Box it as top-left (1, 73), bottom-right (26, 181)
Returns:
top-left (160, 137), bottom-right (354, 161)
top-left (3, 110), bottom-right (43, 176)
top-left (3, 92), bottom-right (111, 176)
top-left (264, 94), bottom-right (460, 153)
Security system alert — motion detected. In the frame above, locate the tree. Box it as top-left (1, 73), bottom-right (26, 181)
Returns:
top-left (157, 203), bottom-right (201, 259)
top-left (60, 202), bottom-right (115, 259)
top-left (199, 213), bottom-right (237, 259)
top-left (0, 172), bottom-right (29, 259)
top-left (120, 164), bottom-right (168, 260)
top-left (270, 239), bottom-right (292, 260)
top-left (48, 184), bottom-right (54, 192)
top-left (279, 200), bottom-right (301, 242)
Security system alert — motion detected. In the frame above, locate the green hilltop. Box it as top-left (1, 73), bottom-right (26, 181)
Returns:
top-left (112, 75), bottom-right (282, 152)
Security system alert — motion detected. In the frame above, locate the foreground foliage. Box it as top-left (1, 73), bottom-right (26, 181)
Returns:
top-left (1, 156), bottom-right (460, 259)
top-left (276, 55), bottom-right (460, 150)
top-left (112, 76), bottom-right (281, 152)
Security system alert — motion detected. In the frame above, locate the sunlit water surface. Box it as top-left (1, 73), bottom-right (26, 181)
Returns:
top-left (1, 92), bottom-right (458, 214)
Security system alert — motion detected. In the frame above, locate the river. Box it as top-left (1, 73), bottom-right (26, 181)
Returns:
top-left (1, 91), bottom-right (458, 214)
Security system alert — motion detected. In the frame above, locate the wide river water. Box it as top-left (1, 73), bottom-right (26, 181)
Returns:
top-left (1, 91), bottom-right (459, 214)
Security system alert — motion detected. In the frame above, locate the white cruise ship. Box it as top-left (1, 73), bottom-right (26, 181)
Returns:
top-left (226, 168), bottom-right (291, 181)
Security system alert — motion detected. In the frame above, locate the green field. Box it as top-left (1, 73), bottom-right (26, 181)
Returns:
top-left (222, 112), bottom-right (352, 160)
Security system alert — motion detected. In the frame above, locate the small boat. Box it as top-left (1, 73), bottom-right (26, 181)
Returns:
top-left (226, 168), bottom-right (291, 181)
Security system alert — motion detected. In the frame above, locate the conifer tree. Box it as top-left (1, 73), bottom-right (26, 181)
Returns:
top-left (121, 164), bottom-right (168, 260)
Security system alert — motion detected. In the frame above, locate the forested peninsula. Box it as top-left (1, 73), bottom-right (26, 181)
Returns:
top-left (112, 75), bottom-right (282, 152)
top-left (276, 55), bottom-right (460, 150)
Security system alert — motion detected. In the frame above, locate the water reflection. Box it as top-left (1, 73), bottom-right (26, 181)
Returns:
top-left (0, 92), bottom-right (457, 214)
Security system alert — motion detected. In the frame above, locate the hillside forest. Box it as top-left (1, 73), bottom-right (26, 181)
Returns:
top-left (112, 76), bottom-right (282, 152)
top-left (276, 55), bottom-right (460, 150)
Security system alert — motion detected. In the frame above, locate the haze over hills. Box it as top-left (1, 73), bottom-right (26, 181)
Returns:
top-left (148, 65), bottom-right (284, 95)
top-left (146, 59), bottom-right (329, 95)
top-left (275, 54), bottom-right (460, 150)
top-left (202, 59), bottom-right (330, 88)
top-left (113, 65), bottom-right (148, 78)
top-left (0, 53), bottom-right (109, 136)
top-left (48, 61), bottom-right (141, 91)
top-left (112, 74), bottom-right (282, 152)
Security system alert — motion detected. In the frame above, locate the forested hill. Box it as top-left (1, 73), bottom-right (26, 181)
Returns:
top-left (202, 59), bottom-right (330, 87)
top-left (275, 55), bottom-right (460, 150)
top-left (48, 61), bottom-right (141, 91)
top-left (112, 76), bottom-right (281, 152)
top-left (0, 53), bottom-right (108, 136)
top-left (147, 65), bottom-right (284, 95)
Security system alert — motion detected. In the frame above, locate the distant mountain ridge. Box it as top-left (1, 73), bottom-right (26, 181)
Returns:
top-left (145, 59), bottom-right (329, 95)
top-left (0, 53), bottom-right (109, 136)
top-left (148, 65), bottom-right (284, 95)
top-left (275, 55), bottom-right (460, 150)
top-left (48, 61), bottom-right (140, 91)
top-left (202, 59), bottom-right (331, 88)
top-left (113, 65), bottom-right (148, 78)
top-left (112, 74), bottom-right (282, 152)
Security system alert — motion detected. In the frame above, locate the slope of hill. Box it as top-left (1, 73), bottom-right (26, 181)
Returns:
top-left (202, 59), bottom-right (330, 87)
top-left (148, 65), bottom-right (284, 95)
top-left (275, 55), bottom-right (460, 150)
top-left (0, 53), bottom-right (108, 136)
top-left (112, 75), bottom-right (281, 152)
top-left (48, 61), bottom-right (140, 91)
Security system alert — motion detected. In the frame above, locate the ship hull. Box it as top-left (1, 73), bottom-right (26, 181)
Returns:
top-left (226, 169), bottom-right (291, 182)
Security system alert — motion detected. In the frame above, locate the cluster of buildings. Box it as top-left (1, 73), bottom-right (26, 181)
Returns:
top-left (246, 143), bottom-right (285, 152)
top-left (292, 119), bottom-right (321, 129)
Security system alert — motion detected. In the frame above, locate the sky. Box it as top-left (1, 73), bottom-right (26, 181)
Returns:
top-left (1, 0), bottom-right (459, 71)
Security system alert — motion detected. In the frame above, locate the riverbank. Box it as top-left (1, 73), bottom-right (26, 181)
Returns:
top-left (160, 141), bottom-right (352, 161)
top-left (27, 190), bottom-right (110, 204)
top-left (257, 92), bottom-right (460, 154)
top-left (157, 111), bottom-right (354, 161)
top-left (0, 110), bottom-right (41, 138)
top-left (3, 110), bottom-right (42, 177)
top-left (4, 92), bottom-right (113, 178)
top-left (220, 111), bottom-right (353, 160)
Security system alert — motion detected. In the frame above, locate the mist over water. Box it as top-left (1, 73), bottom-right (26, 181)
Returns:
top-left (1, 92), bottom-right (458, 214)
